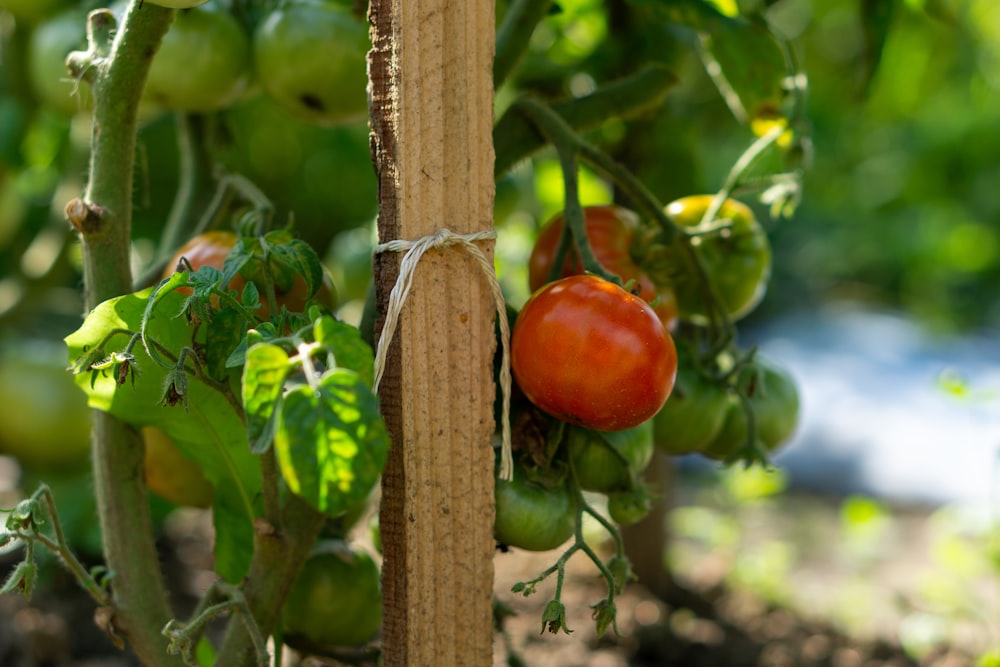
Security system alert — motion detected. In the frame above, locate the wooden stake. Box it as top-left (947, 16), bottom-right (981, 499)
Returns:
top-left (369, 1), bottom-right (496, 665)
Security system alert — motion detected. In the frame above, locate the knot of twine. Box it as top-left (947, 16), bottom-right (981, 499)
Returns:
top-left (372, 228), bottom-right (513, 481)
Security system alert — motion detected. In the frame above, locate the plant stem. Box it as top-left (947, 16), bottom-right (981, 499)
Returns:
top-left (214, 492), bottom-right (325, 667)
top-left (138, 112), bottom-right (219, 288)
top-left (494, 64), bottom-right (677, 178)
top-left (70, 3), bottom-right (185, 666)
top-left (494, 0), bottom-right (554, 89)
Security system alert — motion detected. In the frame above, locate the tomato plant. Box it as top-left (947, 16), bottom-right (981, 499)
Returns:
top-left (512, 274), bottom-right (677, 432)
top-left (662, 195), bottom-right (772, 324)
top-left (253, 1), bottom-right (370, 126)
top-left (0, 0), bottom-right (819, 658)
top-left (494, 462), bottom-right (576, 552)
top-left (528, 205), bottom-right (678, 329)
top-left (281, 540), bottom-right (382, 649)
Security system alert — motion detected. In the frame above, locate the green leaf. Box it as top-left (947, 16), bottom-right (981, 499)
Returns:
top-left (205, 307), bottom-right (249, 382)
top-left (269, 237), bottom-right (324, 299)
top-left (275, 369), bottom-right (389, 518)
top-left (314, 316), bottom-right (375, 389)
top-left (65, 288), bottom-right (261, 583)
top-left (699, 17), bottom-right (791, 123)
top-left (627, 0), bottom-right (744, 30)
top-left (859, 0), bottom-right (895, 96)
top-left (242, 343), bottom-right (291, 454)
top-left (494, 65), bottom-right (678, 178)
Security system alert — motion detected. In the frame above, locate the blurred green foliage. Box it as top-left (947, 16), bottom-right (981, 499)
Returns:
top-left (5, 0), bottom-right (995, 336)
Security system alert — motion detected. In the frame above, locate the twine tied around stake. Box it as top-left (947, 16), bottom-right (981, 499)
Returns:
top-left (372, 228), bottom-right (513, 481)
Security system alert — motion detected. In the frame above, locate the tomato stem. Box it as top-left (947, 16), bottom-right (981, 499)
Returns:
top-left (513, 98), bottom-right (620, 285)
top-left (144, 113), bottom-right (220, 288)
top-left (494, 0), bottom-right (555, 89)
top-left (6, 485), bottom-right (112, 607)
top-left (71, 2), bottom-right (188, 663)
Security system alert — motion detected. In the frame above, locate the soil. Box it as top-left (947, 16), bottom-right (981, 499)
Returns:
top-left (0, 482), bottom-right (984, 667)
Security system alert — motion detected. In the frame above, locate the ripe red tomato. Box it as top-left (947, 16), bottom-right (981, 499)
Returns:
top-left (663, 195), bottom-right (771, 324)
top-left (528, 205), bottom-right (678, 329)
top-left (162, 231), bottom-right (336, 319)
top-left (511, 275), bottom-right (677, 431)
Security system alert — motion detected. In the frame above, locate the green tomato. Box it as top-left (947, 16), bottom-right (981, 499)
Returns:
top-left (607, 486), bottom-right (653, 526)
top-left (27, 9), bottom-right (92, 116)
top-left (253, 1), bottom-right (370, 126)
top-left (566, 421), bottom-right (654, 493)
top-left (282, 540), bottom-right (382, 649)
top-left (144, 2), bottom-right (251, 112)
top-left (664, 195), bottom-right (772, 324)
top-left (653, 355), bottom-right (735, 456)
top-left (0, 0), bottom-right (71, 24)
top-left (0, 340), bottom-right (91, 471)
top-left (702, 356), bottom-right (800, 462)
top-left (495, 464), bottom-right (575, 551)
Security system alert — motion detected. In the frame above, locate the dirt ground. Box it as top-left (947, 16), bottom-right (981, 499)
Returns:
top-left (0, 479), bottom-right (988, 667)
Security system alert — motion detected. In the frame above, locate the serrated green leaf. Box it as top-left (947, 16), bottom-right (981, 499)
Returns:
top-left (275, 369), bottom-right (388, 517)
top-left (314, 316), bottom-right (375, 389)
top-left (274, 238), bottom-right (324, 299)
top-left (65, 288), bottom-right (261, 583)
top-left (242, 343), bottom-right (291, 454)
top-left (205, 308), bottom-right (247, 382)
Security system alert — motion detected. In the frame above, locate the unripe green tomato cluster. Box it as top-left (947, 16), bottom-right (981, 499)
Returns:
top-left (19, 0), bottom-right (370, 127)
top-left (653, 352), bottom-right (801, 462)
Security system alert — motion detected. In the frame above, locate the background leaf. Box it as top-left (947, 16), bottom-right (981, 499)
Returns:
top-left (314, 316), bottom-right (376, 388)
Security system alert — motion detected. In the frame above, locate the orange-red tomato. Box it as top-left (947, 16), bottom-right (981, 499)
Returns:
top-left (143, 426), bottom-right (214, 509)
top-left (163, 231), bottom-right (335, 318)
top-left (511, 275), bottom-right (677, 431)
top-left (528, 205), bottom-right (678, 330)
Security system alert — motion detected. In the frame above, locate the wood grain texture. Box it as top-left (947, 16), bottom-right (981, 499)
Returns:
top-left (369, 1), bottom-right (497, 665)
